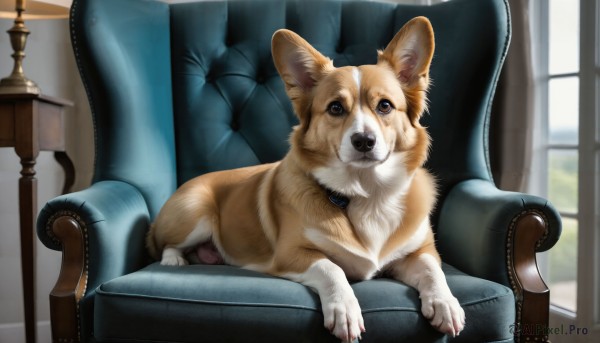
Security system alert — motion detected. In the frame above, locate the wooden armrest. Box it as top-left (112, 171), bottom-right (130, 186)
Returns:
top-left (507, 210), bottom-right (551, 343)
top-left (46, 213), bottom-right (88, 343)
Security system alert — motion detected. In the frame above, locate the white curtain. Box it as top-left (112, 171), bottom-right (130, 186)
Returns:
top-left (490, 0), bottom-right (535, 192)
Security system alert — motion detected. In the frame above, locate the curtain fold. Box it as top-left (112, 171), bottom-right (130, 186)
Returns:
top-left (490, 0), bottom-right (535, 192)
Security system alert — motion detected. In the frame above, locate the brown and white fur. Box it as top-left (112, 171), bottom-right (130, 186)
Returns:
top-left (147, 17), bottom-right (465, 342)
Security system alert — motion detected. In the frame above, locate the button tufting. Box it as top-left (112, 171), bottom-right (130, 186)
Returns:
top-left (205, 72), bottom-right (214, 83)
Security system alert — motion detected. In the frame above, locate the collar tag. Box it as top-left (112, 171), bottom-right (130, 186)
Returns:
top-left (326, 189), bottom-right (350, 209)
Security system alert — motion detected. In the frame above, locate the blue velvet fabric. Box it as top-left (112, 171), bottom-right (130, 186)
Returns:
top-left (36, 0), bottom-right (562, 342)
top-left (94, 263), bottom-right (515, 343)
top-left (70, 0), bottom-right (176, 218)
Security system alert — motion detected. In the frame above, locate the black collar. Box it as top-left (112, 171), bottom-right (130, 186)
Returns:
top-left (325, 187), bottom-right (350, 210)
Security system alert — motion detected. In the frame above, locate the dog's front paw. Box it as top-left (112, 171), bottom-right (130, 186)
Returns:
top-left (322, 291), bottom-right (365, 342)
top-left (420, 292), bottom-right (465, 337)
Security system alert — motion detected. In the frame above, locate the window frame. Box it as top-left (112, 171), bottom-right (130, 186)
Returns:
top-left (577, 0), bottom-right (600, 335)
top-left (530, 0), bottom-right (600, 340)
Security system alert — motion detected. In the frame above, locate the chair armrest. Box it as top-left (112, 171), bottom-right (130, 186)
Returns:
top-left (436, 179), bottom-right (561, 342)
top-left (436, 179), bottom-right (561, 283)
top-left (37, 180), bottom-right (150, 342)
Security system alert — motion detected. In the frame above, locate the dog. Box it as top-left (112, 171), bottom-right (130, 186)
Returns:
top-left (147, 16), bottom-right (465, 342)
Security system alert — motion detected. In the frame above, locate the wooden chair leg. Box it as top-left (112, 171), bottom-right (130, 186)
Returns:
top-left (508, 211), bottom-right (551, 342)
top-left (46, 213), bottom-right (88, 343)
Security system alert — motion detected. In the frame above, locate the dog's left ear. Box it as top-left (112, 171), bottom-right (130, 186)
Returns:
top-left (379, 17), bottom-right (435, 121)
top-left (380, 17), bottom-right (435, 90)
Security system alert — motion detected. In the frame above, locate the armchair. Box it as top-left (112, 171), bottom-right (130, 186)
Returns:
top-left (37, 0), bottom-right (561, 342)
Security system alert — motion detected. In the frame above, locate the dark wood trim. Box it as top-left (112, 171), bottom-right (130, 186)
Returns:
top-left (47, 214), bottom-right (89, 343)
top-left (507, 211), bottom-right (551, 342)
top-left (54, 151), bottom-right (75, 194)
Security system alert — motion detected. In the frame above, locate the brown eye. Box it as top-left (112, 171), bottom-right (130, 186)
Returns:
top-left (327, 101), bottom-right (345, 116)
top-left (376, 100), bottom-right (394, 115)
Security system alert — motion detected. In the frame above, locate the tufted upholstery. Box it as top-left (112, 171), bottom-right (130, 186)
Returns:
top-left (37, 0), bottom-right (562, 342)
top-left (172, 0), bottom-right (420, 184)
top-left (173, 0), bottom-right (508, 194)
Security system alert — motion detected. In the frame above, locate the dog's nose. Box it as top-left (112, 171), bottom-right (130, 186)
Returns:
top-left (351, 132), bottom-right (376, 152)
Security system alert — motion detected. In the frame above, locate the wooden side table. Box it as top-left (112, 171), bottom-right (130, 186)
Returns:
top-left (0, 93), bottom-right (74, 343)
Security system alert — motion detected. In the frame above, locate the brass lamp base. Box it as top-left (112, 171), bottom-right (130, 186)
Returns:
top-left (0, 74), bottom-right (40, 95)
top-left (0, 7), bottom-right (40, 95)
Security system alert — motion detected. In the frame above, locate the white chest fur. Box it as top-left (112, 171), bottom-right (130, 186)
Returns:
top-left (310, 153), bottom-right (426, 280)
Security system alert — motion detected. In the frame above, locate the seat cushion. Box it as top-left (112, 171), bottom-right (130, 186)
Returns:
top-left (93, 263), bottom-right (515, 342)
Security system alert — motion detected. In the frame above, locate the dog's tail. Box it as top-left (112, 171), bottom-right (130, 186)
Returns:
top-left (146, 224), bottom-right (160, 261)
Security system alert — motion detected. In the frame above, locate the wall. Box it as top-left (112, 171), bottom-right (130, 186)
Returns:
top-left (0, 17), bottom-right (94, 343)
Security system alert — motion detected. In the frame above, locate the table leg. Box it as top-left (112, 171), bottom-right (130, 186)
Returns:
top-left (19, 158), bottom-right (37, 343)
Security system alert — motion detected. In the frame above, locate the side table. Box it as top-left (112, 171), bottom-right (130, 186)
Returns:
top-left (0, 93), bottom-right (74, 343)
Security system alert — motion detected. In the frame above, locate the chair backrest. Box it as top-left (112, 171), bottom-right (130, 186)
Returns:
top-left (71, 0), bottom-right (509, 218)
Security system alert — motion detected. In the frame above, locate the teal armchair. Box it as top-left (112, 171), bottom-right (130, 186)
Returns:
top-left (37, 0), bottom-right (561, 342)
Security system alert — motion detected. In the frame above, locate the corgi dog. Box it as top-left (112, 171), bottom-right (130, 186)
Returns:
top-left (147, 17), bottom-right (465, 342)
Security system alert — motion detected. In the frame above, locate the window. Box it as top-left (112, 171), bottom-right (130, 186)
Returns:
top-left (531, 0), bottom-right (600, 339)
top-left (532, 0), bottom-right (580, 313)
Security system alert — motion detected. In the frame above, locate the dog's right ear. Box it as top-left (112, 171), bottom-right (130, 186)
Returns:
top-left (272, 29), bottom-right (333, 121)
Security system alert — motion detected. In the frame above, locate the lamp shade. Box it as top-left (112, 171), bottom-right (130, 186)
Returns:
top-left (0, 0), bottom-right (71, 19)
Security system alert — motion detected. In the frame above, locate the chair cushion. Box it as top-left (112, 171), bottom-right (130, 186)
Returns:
top-left (94, 263), bottom-right (515, 342)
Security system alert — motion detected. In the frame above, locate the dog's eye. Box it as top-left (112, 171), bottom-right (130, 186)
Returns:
top-left (327, 101), bottom-right (345, 116)
top-left (376, 100), bottom-right (394, 115)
